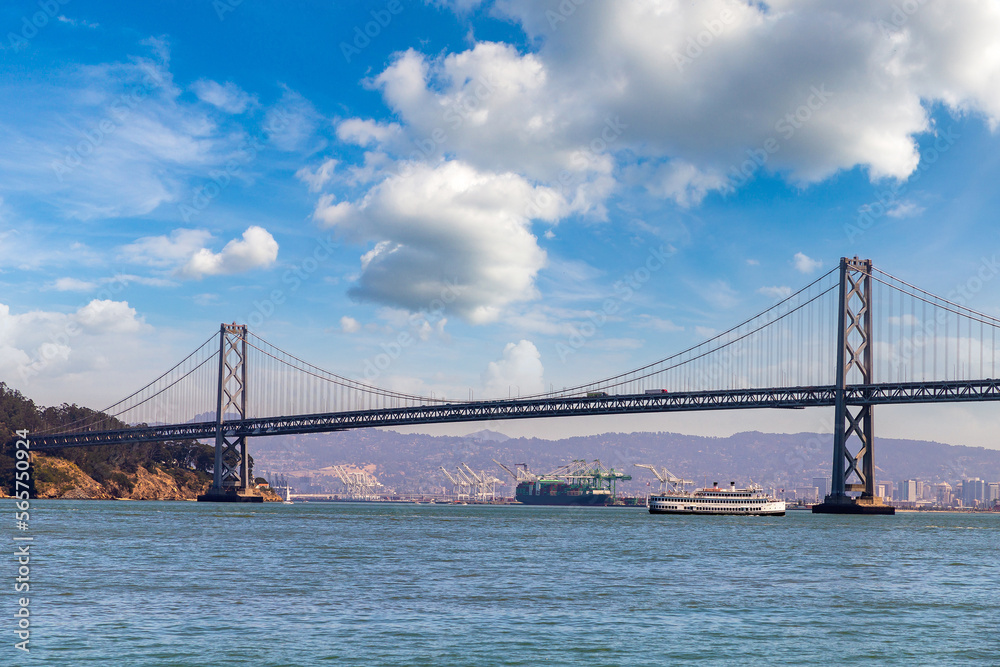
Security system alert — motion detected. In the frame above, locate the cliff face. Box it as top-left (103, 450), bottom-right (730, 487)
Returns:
top-left (32, 453), bottom-right (212, 500)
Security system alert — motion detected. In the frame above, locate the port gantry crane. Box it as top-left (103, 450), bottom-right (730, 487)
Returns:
top-left (635, 464), bottom-right (691, 494)
top-left (492, 459), bottom-right (537, 484)
top-left (459, 462), bottom-right (502, 502)
top-left (332, 465), bottom-right (383, 500)
top-left (439, 466), bottom-right (471, 501)
top-left (550, 459), bottom-right (633, 497)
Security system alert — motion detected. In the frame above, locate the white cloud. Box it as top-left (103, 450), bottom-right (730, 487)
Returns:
top-left (645, 160), bottom-right (728, 208)
top-left (758, 285), bottom-right (793, 300)
top-left (52, 277), bottom-right (98, 291)
top-left (887, 200), bottom-right (925, 219)
top-left (482, 340), bottom-right (544, 398)
top-left (56, 15), bottom-right (99, 28)
top-left (340, 316), bottom-right (361, 333)
top-left (120, 229), bottom-right (214, 268)
top-left (178, 226), bottom-right (279, 279)
top-left (342, 1), bottom-right (1000, 212)
top-left (0, 299), bottom-right (147, 385)
top-left (793, 252), bottom-right (823, 274)
top-left (191, 79), bottom-right (254, 114)
top-left (75, 299), bottom-right (145, 333)
top-left (314, 160), bottom-right (559, 323)
top-left (315, 0), bottom-right (1000, 327)
top-left (335, 119), bottom-right (402, 148)
top-left (296, 158), bottom-right (338, 193)
top-left (120, 226), bottom-right (278, 279)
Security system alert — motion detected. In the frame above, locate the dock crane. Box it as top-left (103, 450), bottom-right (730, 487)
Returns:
top-left (455, 467), bottom-right (479, 499)
top-left (440, 466), bottom-right (470, 500)
top-left (460, 462), bottom-right (502, 501)
top-left (492, 459), bottom-right (537, 483)
top-left (635, 464), bottom-right (691, 494)
top-left (332, 465), bottom-right (383, 500)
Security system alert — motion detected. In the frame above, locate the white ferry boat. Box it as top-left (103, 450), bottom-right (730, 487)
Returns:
top-left (647, 481), bottom-right (785, 516)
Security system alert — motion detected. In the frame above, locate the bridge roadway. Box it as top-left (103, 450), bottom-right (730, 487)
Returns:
top-left (30, 378), bottom-right (1000, 450)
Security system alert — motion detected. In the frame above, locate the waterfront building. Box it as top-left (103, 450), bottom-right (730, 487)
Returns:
top-left (963, 478), bottom-right (986, 507)
top-left (899, 479), bottom-right (918, 502)
top-left (934, 482), bottom-right (953, 506)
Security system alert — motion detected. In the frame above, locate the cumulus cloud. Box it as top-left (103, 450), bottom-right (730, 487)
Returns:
top-left (359, 2), bottom-right (1000, 203)
top-left (191, 79), bottom-right (254, 114)
top-left (178, 226), bottom-right (279, 279)
top-left (340, 316), bottom-right (361, 333)
top-left (321, 0), bottom-right (1000, 323)
top-left (120, 226), bottom-right (278, 279)
top-left (75, 300), bottom-right (145, 333)
top-left (482, 340), bottom-right (545, 398)
top-left (0, 299), bottom-right (147, 384)
top-left (314, 161), bottom-right (558, 323)
top-left (793, 252), bottom-right (823, 274)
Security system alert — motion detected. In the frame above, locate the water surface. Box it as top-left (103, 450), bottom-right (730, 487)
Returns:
top-left (12, 501), bottom-right (999, 665)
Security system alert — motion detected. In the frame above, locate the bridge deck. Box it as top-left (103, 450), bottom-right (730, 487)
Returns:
top-left (29, 378), bottom-right (1000, 450)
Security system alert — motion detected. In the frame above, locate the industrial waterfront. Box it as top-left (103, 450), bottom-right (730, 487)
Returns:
top-left (24, 500), bottom-right (999, 665)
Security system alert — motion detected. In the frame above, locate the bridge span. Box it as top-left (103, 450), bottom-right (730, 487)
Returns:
top-left (30, 378), bottom-right (1000, 449)
top-left (29, 257), bottom-right (1000, 514)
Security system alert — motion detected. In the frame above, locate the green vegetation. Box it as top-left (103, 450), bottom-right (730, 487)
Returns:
top-left (0, 381), bottom-right (214, 497)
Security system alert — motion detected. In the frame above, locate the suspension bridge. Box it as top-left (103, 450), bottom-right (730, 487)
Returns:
top-left (29, 257), bottom-right (1000, 513)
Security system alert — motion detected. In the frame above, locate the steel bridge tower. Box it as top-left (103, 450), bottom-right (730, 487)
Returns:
top-left (814, 258), bottom-right (894, 514)
top-left (197, 323), bottom-right (262, 503)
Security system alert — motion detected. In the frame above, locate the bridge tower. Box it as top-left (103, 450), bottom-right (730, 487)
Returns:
top-left (814, 258), bottom-right (894, 514)
top-left (197, 323), bottom-right (262, 503)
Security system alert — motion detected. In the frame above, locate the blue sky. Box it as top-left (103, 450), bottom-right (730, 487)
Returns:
top-left (3, 0), bottom-right (1000, 446)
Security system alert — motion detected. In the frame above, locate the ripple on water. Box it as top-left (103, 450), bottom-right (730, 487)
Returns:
top-left (22, 501), bottom-right (1000, 666)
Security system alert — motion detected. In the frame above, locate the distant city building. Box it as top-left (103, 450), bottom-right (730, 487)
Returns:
top-left (934, 482), bottom-right (953, 506)
top-left (988, 482), bottom-right (1000, 503)
top-left (899, 479), bottom-right (918, 502)
top-left (794, 487), bottom-right (819, 502)
top-left (876, 483), bottom-right (892, 501)
top-left (963, 478), bottom-right (986, 507)
top-left (813, 477), bottom-right (829, 498)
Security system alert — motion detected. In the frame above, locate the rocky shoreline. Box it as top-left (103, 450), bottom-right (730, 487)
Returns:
top-left (22, 453), bottom-right (282, 502)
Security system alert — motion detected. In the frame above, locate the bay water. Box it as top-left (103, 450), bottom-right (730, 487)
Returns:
top-left (9, 501), bottom-right (999, 665)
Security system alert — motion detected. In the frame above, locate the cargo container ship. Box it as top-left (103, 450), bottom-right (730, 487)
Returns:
top-left (496, 459), bottom-right (633, 506)
top-left (515, 479), bottom-right (615, 505)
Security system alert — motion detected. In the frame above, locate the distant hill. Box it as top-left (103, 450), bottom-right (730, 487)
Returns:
top-left (250, 428), bottom-right (1000, 495)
